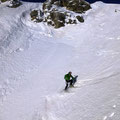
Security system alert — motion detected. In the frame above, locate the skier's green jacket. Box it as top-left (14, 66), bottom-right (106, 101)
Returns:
top-left (64, 73), bottom-right (73, 82)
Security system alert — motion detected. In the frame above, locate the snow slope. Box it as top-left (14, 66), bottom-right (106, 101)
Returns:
top-left (0, 1), bottom-right (120, 120)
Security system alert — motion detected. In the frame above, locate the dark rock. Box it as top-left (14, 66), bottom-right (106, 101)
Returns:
top-left (30, 10), bottom-right (43, 22)
top-left (50, 11), bottom-right (66, 23)
top-left (47, 11), bottom-right (66, 28)
top-left (62, 0), bottom-right (91, 13)
top-left (47, 21), bottom-right (54, 26)
top-left (1, 0), bottom-right (8, 2)
top-left (54, 20), bottom-right (65, 28)
top-left (42, 1), bottom-right (52, 11)
top-left (30, 10), bottom-right (38, 20)
top-left (50, 0), bottom-right (58, 4)
top-left (76, 16), bottom-right (84, 22)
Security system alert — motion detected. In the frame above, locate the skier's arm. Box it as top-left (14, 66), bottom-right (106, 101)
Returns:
top-left (70, 74), bottom-right (74, 79)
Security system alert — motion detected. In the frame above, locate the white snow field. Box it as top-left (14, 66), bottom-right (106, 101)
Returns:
top-left (0, 1), bottom-right (120, 120)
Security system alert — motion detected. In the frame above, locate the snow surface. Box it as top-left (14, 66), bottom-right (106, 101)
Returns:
top-left (0, 1), bottom-right (120, 120)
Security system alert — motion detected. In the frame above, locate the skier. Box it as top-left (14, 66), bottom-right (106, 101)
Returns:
top-left (64, 71), bottom-right (74, 90)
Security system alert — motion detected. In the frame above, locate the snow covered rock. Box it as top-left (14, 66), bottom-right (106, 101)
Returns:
top-left (30, 10), bottom-right (43, 22)
top-left (8, 0), bottom-right (22, 8)
top-left (30, 0), bottom-right (91, 28)
top-left (46, 11), bottom-right (66, 28)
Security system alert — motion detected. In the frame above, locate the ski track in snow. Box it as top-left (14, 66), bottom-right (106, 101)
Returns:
top-left (1, 1), bottom-right (120, 120)
top-left (103, 105), bottom-right (116, 120)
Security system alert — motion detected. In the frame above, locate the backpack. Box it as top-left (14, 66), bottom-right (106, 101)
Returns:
top-left (64, 74), bottom-right (69, 81)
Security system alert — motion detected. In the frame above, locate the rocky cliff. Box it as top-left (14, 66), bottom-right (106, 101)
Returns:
top-left (30, 0), bottom-right (91, 28)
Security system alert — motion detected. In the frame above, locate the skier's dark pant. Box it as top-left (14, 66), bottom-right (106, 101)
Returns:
top-left (65, 80), bottom-right (73, 90)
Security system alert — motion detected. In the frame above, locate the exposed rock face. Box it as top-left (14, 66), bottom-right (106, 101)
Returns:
top-left (42, 0), bottom-right (91, 13)
top-left (30, 10), bottom-right (38, 20)
top-left (62, 0), bottom-right (91, 13)
top-left (30, 0), bottom-right (91, 28)
top-left (30, 10), bottom-right (43, 22)
top-left (48, 11), bottom-right (66, 28)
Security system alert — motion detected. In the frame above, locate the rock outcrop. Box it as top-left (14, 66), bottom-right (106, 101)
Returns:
top-left (62, 0), bottom-right (91, 13)
top-left (8, 0), bottom-right (22, 8)
top-left (30, 0), bottom-right (91, 28)
top-left (0, 0), bottom-right (22, 8)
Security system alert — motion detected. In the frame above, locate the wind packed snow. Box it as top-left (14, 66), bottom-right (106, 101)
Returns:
top-left (0, 1), bottom-right (120, 120)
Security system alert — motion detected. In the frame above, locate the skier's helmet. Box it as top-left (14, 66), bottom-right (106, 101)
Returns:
top-left (69, 71), bottom-right (72, 74)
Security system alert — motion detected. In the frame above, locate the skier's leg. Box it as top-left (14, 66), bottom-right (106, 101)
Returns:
top-left (65, 82), bottom-right (68, 90)
top-left (70, 80), bottom-right (73, 86)
top-left (72, 78), bottom-right (75, 85)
